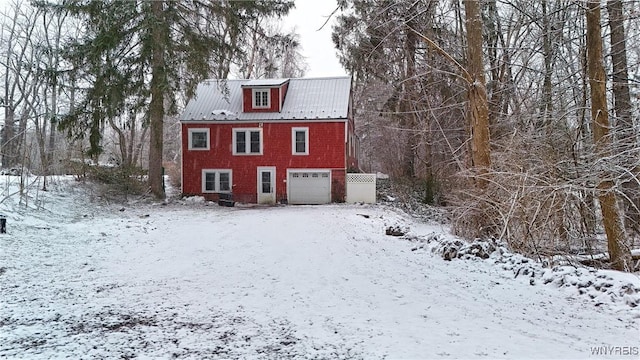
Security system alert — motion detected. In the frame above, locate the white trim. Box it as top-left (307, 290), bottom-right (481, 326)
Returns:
top-left (291, 127), bottom-right (309, 155)
top-left (252, 88), bottom-right (271, 109)
top-left (241, 78), bottom-right (289, 87)
top-left (188, 128), bottom-right (210, 150)
top-left (286, 169), bottom-right (333, 181)
top-left (181, 118), bottom-right (348, 125)
top-left (344, 122), bottom-right (348, 144)
top-left (232, 128), bottom-right (263, 155)
top-left (257, 166), bottom-right (276, 204)
top-left (287, 168), bottom-right (333, 173)
top-left (201, 169), bottom-right (232, 193)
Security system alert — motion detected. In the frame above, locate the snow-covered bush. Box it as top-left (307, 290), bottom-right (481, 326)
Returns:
top-left (402, 231), bottom-right (640, 308)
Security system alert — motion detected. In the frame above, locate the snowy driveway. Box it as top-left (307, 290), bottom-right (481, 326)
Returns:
top-left (1, 190), bottom-right (638, 358)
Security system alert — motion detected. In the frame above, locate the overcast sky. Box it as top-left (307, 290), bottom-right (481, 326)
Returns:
top-left (283, 0), bottom-right (347, 78)
top-left (0, 0), bottom-right (347, 78)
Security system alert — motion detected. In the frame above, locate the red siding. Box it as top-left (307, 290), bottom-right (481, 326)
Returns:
top-left (182, 121), bottom-right (347, 203)
top-left (331, 169), bottom-right (346, 202)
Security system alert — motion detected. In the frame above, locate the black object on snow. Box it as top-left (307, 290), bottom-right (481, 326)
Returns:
top-left (218, 193), bottom-right (235, 207)
top-left (0, 215), bottom-right (6, 234)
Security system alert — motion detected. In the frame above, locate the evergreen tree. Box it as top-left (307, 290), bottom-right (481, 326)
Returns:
top-left (42, 0), bottom-right (293, 198)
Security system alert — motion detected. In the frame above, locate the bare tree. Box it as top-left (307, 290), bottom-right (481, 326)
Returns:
top-left (464, 0), bottom-right (491, 187)
top-left (332, 0), bottom-right (458, 191)
top-left (331, 0), bottom-right (639, 268)
top-left (238, 21), bottom-right (307, 79)
top-left (607, 0), bottom-right (639, 237)
top-left (0, 2), bottom-right (41, 170)
top-left (586, 0), bottom-right (632, 271)
top-left (34, 7), bottom-right (69, 190)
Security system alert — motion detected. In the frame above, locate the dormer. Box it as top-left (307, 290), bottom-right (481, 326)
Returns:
top-left (241, 78), bottom-right (290, 113)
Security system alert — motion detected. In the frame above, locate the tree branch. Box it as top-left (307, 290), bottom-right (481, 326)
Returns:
top-left (407, 25), bottom-right (472, 85)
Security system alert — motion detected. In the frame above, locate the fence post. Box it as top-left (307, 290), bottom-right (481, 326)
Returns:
top-left (0, 215), bottom-right (6, 234)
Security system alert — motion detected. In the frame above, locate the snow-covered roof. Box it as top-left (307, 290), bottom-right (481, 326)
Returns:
top-left (180, 76), bottom-right (352, 122)
top-left (241, 78), bottom-right (289, 87)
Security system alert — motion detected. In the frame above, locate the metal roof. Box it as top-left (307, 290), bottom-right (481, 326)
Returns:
top-left (180, 76), bottom-right (352, 122)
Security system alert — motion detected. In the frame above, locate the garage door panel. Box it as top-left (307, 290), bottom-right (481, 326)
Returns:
top-left (288, 171), bottom-right (331, 204)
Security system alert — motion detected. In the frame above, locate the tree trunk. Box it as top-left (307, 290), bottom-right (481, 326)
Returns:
top-left (2, 11), bottom-right (18, 170)
top-left (607, 0), bottom-right (639, 236)
top-left (540, 0), bottom-right (553, 130)
top-left (148, 1), bottom-right (166, 198)
top-left (243, 18), bottom-right (260, 78)
top-left (127, 111), bottom-right (136, 168)
top-left (585, 1), bottom-right (632, 271)
top-left (401, 18), bottom-right (418, 179)
top-left (46, 73), bottom-right (58, 177)
top-left (464, 0), bottom-right (491, 187)
top-left (1, 107), bottom-right (17, 168)
top-left (607, 0), bottom-right (633, 131)
top-left (483, 0), bottom-right (502, 127)
top-left (108, 116), bottom-right (129, 167)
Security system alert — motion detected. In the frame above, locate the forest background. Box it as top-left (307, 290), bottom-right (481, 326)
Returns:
top-left (0, 0), bottom-right (638, 271)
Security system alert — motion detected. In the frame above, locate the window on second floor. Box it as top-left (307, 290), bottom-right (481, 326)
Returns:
top-left (252, 89), bottom-right (270, 109)
top-left (188, 128), bottom-right (210, 150)
top-left (292, 127), bottom-right (309, 155)
top-left (233, 128), bottom-right (262, 155)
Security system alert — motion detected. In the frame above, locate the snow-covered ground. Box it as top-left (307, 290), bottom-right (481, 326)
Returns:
top-left (1, 176), bottom-right (639, 359)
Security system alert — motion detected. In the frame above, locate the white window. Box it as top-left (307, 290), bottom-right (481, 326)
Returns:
top-left (188, 128), bottom-right (210, 150)
top-left (252, 89), bottom-right (270, 108)
top-left (233, 128), bottom-right (262, 155)
top-left (202, 169), bottom-right (232, 193)
top-left (292, 127), bottom-right (309, 155)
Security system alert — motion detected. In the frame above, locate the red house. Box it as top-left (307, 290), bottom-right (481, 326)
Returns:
top-left (180, 76), bottom-right (359, 204)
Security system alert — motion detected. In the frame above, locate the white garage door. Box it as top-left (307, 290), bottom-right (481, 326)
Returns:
top-left (288, 171), bottom-right (331, 204)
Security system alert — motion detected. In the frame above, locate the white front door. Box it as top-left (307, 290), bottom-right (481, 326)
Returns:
top-left (257, 167), bottom-right (276, 204)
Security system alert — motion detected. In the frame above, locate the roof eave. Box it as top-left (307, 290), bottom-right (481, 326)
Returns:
top-left (180, 117), bottom-right (349, 124)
